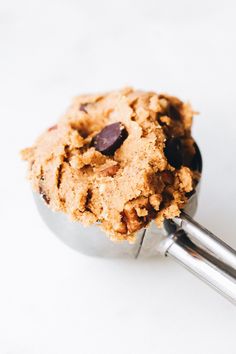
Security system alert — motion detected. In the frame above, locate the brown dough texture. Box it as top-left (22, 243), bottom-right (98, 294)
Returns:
top-left (21, 88), bottom-right (200, 241)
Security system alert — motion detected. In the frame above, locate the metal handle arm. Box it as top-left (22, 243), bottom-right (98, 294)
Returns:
top-left (174, 212), bottom-right (236, 270)
top-left (165, 232), bottom-right (236, 304)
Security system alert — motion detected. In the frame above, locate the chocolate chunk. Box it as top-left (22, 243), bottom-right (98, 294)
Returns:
top-left (167, 104), bottom-right (181, 121)
top-left (93, 122), bottom-right (128, 155)
top-left (164, 138), bottom-right (183, 169)
top-left (79, 104), bottom-right (88, 113)
top-left (157, 104), bottom-right (181, 126)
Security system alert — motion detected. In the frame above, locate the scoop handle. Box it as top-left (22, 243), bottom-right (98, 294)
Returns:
top-left (174, 212), bottom-right (236, 270)
top-left (165, 231), bottom-right (236, 304)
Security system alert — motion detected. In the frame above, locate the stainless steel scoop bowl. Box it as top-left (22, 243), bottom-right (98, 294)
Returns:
top-left (34, 143), bottom-right (236, 304)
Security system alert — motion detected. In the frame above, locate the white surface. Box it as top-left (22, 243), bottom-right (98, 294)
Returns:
top-left (1, 0), bottom-right (236, 353)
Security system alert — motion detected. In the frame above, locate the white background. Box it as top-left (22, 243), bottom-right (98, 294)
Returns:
top-left (1, 0), bottom-right (236, 353)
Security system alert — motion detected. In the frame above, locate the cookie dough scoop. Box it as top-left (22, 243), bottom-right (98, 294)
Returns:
top-left (22, 88), bottom-right (236, 304)
top-left (34, 143), bottom-right (236, 304)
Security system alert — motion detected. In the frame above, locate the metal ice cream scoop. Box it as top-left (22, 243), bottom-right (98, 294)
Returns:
top-left (34, 143), bottom-right (236, 304)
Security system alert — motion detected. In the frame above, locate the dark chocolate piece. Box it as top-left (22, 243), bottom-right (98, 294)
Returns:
top-left (93, 122), bottom-right (128, 155)
top-left (164, 138), bottom-right (183, 169)
top-left (166, 104), bottom-right (181, 121)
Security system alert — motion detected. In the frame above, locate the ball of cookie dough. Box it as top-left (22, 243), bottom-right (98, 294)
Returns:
top-left (21, 88), bottom-right (200, 241)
